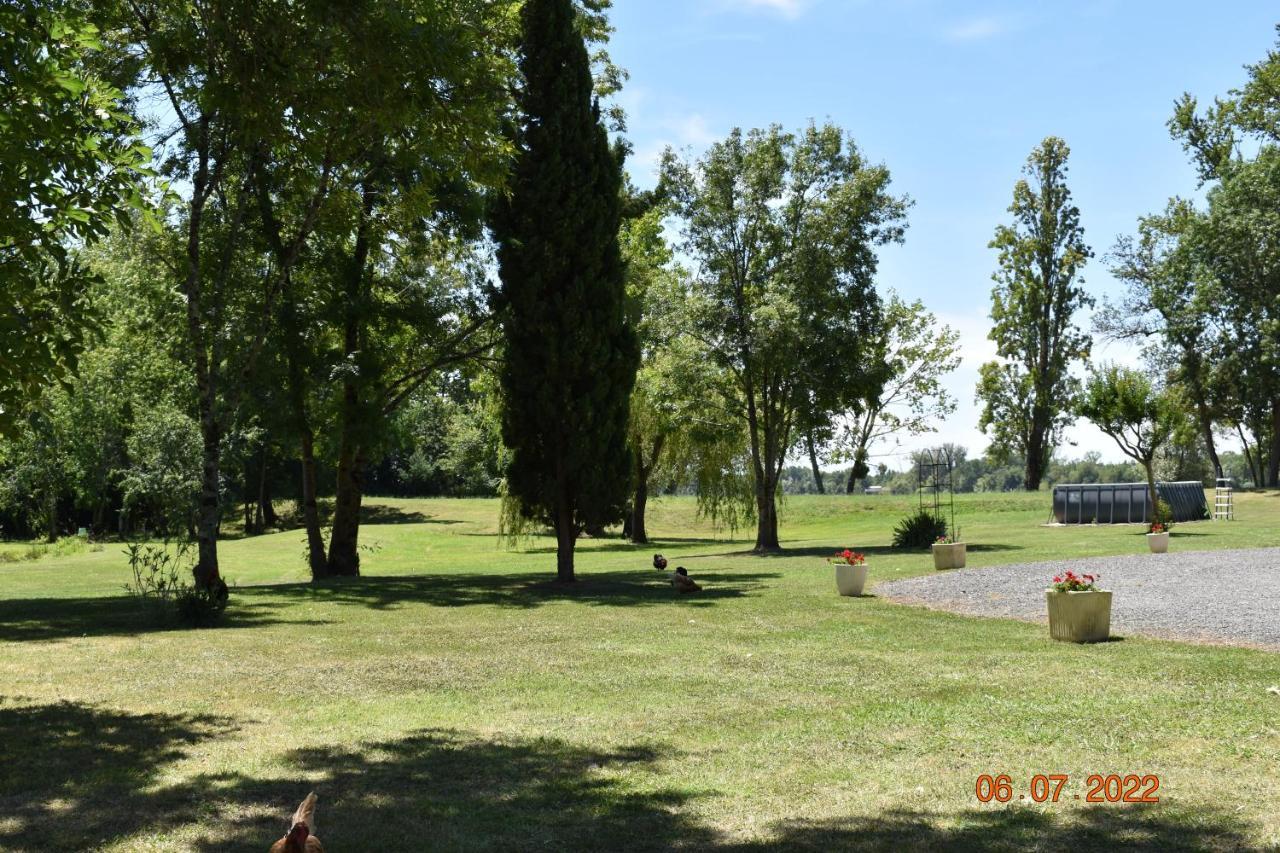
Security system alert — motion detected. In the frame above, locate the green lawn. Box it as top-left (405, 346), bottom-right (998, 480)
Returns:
top-left (2, 491), bottom-right (1279, 851)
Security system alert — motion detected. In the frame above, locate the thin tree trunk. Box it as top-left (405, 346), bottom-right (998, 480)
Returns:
top-left (46, 492), bottom-right (57, 543)
top-left (258, 453), bottom-right (277, 528)
top-left (1198, 408), bottom-right (1222, 480)
top-left (1269, 402), bottom-right (1280, 488)
top-left (1143, 460), bottom-right (1160, 523)
top-left (555, 488), bottom-right (576, 583)
top-left (1238, 424), bottom-right (1260, 487)
top-left (805, 431), bottom-right (825, 494)
top-left (193, 391), bottom-right (222, 586)
top-left (244, 467), bottom-right (255, 535)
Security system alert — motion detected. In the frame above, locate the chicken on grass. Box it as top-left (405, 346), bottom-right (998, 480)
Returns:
top-left (269, 792), bottom-right (324, 853)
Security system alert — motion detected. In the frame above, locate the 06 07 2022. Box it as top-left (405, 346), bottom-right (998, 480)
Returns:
top-left (974, 774), bottom-right (1160, 804)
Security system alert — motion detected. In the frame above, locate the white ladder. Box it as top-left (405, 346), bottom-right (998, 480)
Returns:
top-left (1213, 477), bottom-right (1234, 521)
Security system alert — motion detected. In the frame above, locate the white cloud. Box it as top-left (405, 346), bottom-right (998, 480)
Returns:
top-left (716, 0), bottom-right (808, 19)
top-left (943, 15), bottom-right (1014, 43)
top-left (628, 112), bottom-right (722, 185)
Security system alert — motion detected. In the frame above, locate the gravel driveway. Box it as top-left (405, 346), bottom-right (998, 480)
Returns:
top-left (876, 547), bottom-right (1280, 650)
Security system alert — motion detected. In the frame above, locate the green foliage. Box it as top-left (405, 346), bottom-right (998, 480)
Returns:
top-left (123, 540), bottom-right (226, 626)
top-left (117, 402), bottom-right (202, 536)
top-left (1078, 363), bottom-right (1180, 520)
top-left (977, 137), bottom-right (1094, 490)
top-left (0, 0), bottom-right (152, 435)
top-left (892, 508), bottom-right (948, 550)
top-left (840, 291), bottom-right (960, 491)
top-left (661, 121), bottom-right (909, 549)
top-left (1151, 499), bottom-right (1174, 532)
top-left (493, 0), bottom-right (639, 575)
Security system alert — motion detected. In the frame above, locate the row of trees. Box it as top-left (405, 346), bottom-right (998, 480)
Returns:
top-left (5, 0), bottom-right (970, 581)
top-left (977, 27), bottom-right (1280, 495)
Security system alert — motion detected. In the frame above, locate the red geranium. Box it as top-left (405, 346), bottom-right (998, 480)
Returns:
top-left (829, 549), bottom-right (866, 566)
top-left (1050, 569), bottom-right (1101, 593)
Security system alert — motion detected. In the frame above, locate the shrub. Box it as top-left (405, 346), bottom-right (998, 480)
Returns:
top-left (892, 509), bottom-right (947, 550)
top-left (1150, 499), bottom-right (1174, 532)
top-left (124, 541), bottom-right (227, 626)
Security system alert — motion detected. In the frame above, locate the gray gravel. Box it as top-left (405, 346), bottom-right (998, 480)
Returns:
top-left (876, 547), bottom-right (1280, 650)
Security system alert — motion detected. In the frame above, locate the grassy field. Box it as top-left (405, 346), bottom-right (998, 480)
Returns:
top-left (2, 490), bottom-right (1279, 851)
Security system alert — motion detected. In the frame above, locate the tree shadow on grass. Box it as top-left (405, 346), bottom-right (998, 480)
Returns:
top-left (731, 806), bottom-right (1258, 852)
top-left (0, 703), bottom-right (1260, 852)
top-left (357, 505), bottom-right (466, 526)
top-left (517, 536), bottom-right (725, 555)
top-left (0, 595), bottom-right (332, 643)
top-left (186, 729), bottom-right (718, 852)
top-left (0, 698), bottom-right (235, 851)
top-left (246, 569), bottom-right (779, 612)
top-left (684, 543), bottom-right (1026, 561)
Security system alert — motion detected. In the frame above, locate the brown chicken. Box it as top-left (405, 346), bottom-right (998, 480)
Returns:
top-left (670, 567), bottom-right (701, 593)
top-left (269, 792), bottom-right (324, 853)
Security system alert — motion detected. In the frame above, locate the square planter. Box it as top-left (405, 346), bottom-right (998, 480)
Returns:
top-left (1147, 532), bottom-right (1169, 554)
top-left (1046, 589), bottom-right (1112, 643)
top-left (932, 542), bottom-right (967, 570)
top-left (834, 563), bottom-right (868, 597)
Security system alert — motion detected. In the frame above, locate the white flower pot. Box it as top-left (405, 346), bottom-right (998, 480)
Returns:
top-left (932, 542), bottom-right (967, 570)
top-left (1046, 589), bottom-right (1112, 643)
top-left (834, 563), bottom-right (868, 597)
top-left (1147, 532), bottom-right (1169, 554)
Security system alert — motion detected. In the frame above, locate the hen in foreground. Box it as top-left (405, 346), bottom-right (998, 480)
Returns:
top-left (269, 792), bottom-right (324, 853)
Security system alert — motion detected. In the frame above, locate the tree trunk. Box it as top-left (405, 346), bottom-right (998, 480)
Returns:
top-left (1269, 402), bottom-right (1280, 488)
top-left (1199, 412), bottom-right (1223, 480)
top-left (193, 396), bottom-right (222, 588)
top-left (1143, 460), bottom-right (1160, 523)
top-left (805, 431), bottom-right (825, 494)
top-left (298, 426), bottom-right (327, 575)
top-left (1024, 428), bottom-right (1046, 492)
top-left (753, 473), bottom-right (781, 553)
top-left (258, 454), bottom-right (277, 528)
top-left (326, 445), bottom-right (365, 577)
top-left (555, 492), bottom-right (576, 583)
top-left (630, 475), bottom-right (649, 545)
top-left (244, 474), bottom-right (255, 535)
top-left (323, 181), bottom-right (375, 579)
top-left (1238, 424), bottom-right (1260, 488)
top-left (46, 492), bottom-right (57, 543)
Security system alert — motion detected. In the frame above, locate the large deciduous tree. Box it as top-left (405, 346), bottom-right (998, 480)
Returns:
top-left (0, 0), bottom-right (150, 436)
top-left (1101, 201), bottom-right (1227, 479)
top-left (977, 136), bottom-right (1093, 491)
top-left (661, 123), bottom-right (908, 552)
top-left (493, 0), bottom-right (638, 583)
top-left (840, 292), bottom-right (960, 494)
top-left (1170, 32), bottom-right (1280, 487)
top-left (1077, 363), bottom-right (1178, 518)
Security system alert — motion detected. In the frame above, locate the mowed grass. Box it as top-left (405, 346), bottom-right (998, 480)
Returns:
top-left (1, 491), bottom-right (1279, 851)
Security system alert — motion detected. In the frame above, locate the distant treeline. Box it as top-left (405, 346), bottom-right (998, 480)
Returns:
top-left (779, 447), bottom-right (1258, 496)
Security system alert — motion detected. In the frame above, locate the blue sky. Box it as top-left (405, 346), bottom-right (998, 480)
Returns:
top-left (608, 0), bottom-right (1277, 468)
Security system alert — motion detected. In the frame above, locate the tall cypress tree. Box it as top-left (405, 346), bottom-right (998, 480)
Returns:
top-left (494, 0), bottom-right (638, 583)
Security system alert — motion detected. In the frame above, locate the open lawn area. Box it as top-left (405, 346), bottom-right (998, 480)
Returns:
top-left (3, 491), bottom-right (1280, 851)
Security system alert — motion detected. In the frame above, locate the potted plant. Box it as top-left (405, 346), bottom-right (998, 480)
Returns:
top-left (829, 549), bottom-right (868, 597)
top-left (1146, 521), bottom-right (1170, 554)
top-left (931, 532), bottom-right (966, 570)
top-left (1045, 570), bottom-right (1111, 643)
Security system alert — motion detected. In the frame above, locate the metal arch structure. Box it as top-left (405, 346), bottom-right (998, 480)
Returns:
top-left (916, 447), bottom-right (957, 537)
